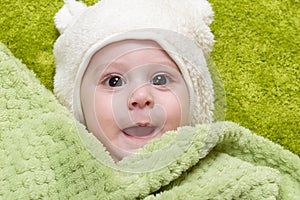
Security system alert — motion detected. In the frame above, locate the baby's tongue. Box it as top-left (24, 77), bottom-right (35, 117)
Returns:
top-left (123, 126), bottom-right (155, 138)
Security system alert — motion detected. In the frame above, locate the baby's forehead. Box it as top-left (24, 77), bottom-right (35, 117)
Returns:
top-left (95, 39), bottom-right (164, 56)
top-left (87, 39), bottom-right (179, 71)
top-left (113, 40), bottom-right (166, 57)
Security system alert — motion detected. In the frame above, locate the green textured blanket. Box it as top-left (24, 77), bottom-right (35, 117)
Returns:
top-left (1, 43), bottom-right (300, 199)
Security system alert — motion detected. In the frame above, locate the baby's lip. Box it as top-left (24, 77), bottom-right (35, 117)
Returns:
top-left (122, 126), bottom-right (157, 138)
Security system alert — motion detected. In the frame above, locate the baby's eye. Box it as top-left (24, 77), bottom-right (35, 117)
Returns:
top-left (104, 75), bottom-right (126, 87)
top-left (151, 74), bottom-right (170, 86)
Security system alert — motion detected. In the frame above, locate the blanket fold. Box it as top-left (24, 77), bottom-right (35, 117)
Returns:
top-left (0, 42), bottom-right (299, 199)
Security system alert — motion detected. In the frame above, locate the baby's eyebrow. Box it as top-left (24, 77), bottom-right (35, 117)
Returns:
top-left (144, 55), bottom-right (179, 69)
top-left (155, 60), bottom-right (178, 67)
top-left (91, 61), bottom-right (127, 75)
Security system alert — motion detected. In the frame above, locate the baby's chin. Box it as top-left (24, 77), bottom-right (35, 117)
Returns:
top-left (110, 127), bottom-right (164, 161)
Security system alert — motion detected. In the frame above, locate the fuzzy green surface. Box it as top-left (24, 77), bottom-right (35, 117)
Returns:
top-left (1, 41), bottom-right (300, 199)
top-left (0, 0), bottom-right (299, 155)
top-left (210, 0), bottom-right (300, 155)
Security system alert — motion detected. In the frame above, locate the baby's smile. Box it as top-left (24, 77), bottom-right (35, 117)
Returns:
top-left (122, 126), bottom-right (157, 139)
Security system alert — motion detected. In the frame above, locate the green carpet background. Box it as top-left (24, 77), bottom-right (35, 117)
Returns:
top-left (1, 0), bottom-right (299, 155)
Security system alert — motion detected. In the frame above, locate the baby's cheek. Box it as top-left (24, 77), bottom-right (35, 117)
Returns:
top-left (94, 95), bottom-right (114, 123)
top-left (169, 106), bottom-right (182, 127)
top-left (162, 97), bottom-right (182, 127)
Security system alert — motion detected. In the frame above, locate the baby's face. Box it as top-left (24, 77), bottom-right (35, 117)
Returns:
top-left (81, 40), bottom-right (190, 161)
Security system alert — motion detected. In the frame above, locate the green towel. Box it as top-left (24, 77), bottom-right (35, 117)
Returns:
top-left (1, 43), bottom-right (299, 199)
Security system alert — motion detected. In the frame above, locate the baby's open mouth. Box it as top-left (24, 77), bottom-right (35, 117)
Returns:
top-left (122, 126), bottom-right (157, 138)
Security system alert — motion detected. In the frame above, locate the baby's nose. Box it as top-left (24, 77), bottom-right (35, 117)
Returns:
top-left (128, 85), bottom-right (154, 110)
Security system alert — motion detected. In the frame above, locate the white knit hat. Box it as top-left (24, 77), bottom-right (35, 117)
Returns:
top-left (53, 0), bottom-right (216, 125)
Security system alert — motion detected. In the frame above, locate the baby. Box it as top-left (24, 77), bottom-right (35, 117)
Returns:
top-left (53, 0), bottom-right (216, 161)
top-left (80, 39), bottom-right (190, 161)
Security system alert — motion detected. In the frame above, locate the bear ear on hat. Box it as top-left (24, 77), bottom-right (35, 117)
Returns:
top-left (196, 0), bottom-right (214, 26)
top-left (54, 0), bottom-right (88, 34)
